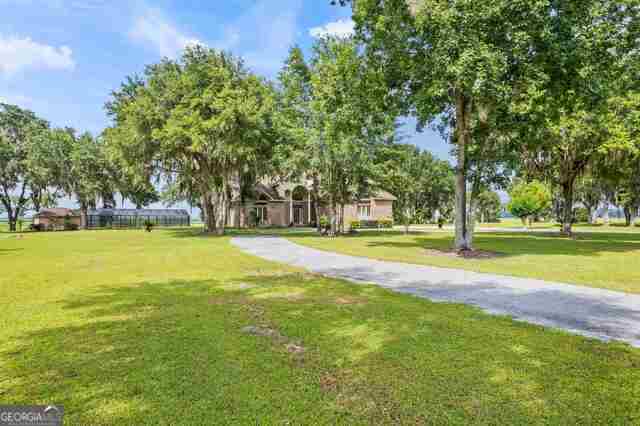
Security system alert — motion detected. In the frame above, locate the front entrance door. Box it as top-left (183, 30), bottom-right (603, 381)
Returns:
top-left (293, 206), bottom-right (304, 225)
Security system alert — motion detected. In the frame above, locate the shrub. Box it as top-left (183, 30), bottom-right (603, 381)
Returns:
top-left (29, 223), bottom-right (44, 232)
top-left (378, 217), bottom-right (393, 228)
top-left (144, 220), bottom-right (154, 232)
top-left (318, 216), bottom-right (331, 235)
top-left (350, 220), bottom-right (361, 230)
top-left (507, 180), bottom-right (552, 225)
top-left (573, 207), bottom-right (589, 223)
top-left (64, 218), bottom-right (79, 231)
top-left (319, 215), bottom-right (329, 229)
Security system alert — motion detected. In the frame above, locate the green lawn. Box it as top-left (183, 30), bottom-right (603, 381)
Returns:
top-left (2, 229), bottom-right (640, 424)
top-left (288, 230), bottom-right (640, 293)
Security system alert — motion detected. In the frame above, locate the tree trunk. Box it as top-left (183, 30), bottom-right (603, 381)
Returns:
top-left (32, 189), bottom-right (42, 213)
top-left (602, 201), bottom-right (610, 225)
top-left (312, 176), bottom-right (321, 232)
top-left (454, 91), bottom-right (471, 251)
top-left (214, 184), bottom-right (228, 236)
top-left (330, 195), bottom-right (337, 236)
top-left (466, 186), bottom-right (479, 248)
top-left (8, 210), bottom-right (17, 232)
top-left (404, 207), bottom-right (411, 234)
top-left (80, 202), bottom-right (88, 230)
top-left (590, 204), bottom-right (599, 224)
top-left (202, 193), bottom-right (217, 233)
top-left (561, 180), bottom-right (575, 235)
top-left (240, 203), bottom-right (247, 228)
top-left (624, 207), bottom-right (632, 227)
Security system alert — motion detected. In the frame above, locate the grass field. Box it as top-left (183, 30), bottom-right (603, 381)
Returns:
top-left (288, 230), bottom-right (640, 293)
top-left (2, 228), bottom-right (640, 424)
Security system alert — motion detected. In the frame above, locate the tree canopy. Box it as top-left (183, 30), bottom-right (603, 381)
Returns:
top-left (105, 46), bottom-right (279, 234)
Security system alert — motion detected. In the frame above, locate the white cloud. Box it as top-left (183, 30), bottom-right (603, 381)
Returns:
top-left (0, 35), bottom-right (75, 76)
top-left (309, 19), bottom-right (355, 39)
top-left (130, 8), bottom-right (204, 58)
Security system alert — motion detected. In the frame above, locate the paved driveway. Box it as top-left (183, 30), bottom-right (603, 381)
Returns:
top-left (231, 236), bottom-right (640, 347)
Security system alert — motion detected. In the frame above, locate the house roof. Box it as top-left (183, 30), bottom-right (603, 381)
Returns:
top-left (371, 190), bottom-right (397, 201)
top-left (34, 208), bottom-right (79, 218)
top-left (254, 183), bottom-right (282, 201)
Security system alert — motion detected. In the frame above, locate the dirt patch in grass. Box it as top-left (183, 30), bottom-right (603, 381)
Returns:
top-left (285, 343), bottom-right (305, 354)
top-left (424, 248), bottom-right (504, 259)
top-left (320, 373), bottom-right (339, 392)
top-left (242, 325), bottom-right (306, 355)
top-left (334, 297), bottom-right (367, 305)
top-left (208, 296), bottom-right (250, 305)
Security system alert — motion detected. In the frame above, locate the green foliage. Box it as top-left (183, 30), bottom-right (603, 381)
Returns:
top-left (319, 215), bottom-right (330, 230)
top-left (143, 220), bottom-right (154, 233)
top-left (349, 220), bottom-right (361, 230)
top-left (507, 180), bottom-right (552, 222)
top-left (278, 37), bottom-right (396, 234)
top-left (573, 207), bottom-right (590, 224)
top-left (106, 45), bottom-right (278, 234)
top-left (378, 218), bottom-right (393, 228)
top-left (0, 103), bottom-right (51, 230)
top-left (476, 191), bottom-right (502, 223)
top-left (376, 143), bottom-right (454, 226)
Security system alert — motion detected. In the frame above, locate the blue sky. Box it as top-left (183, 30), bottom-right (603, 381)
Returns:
top-left (0, 0), bottom-right (450, 212)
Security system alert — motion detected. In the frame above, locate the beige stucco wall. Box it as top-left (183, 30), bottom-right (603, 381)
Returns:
top-left (268, 202), bottom-right (287, 227)
top-left (343, 204), bottom-right (359, 224)
top-left (372, 200), bottom-right (393, 220)
top-left (227, 197), bottom-right (393, 228)
top-left (34, 216), bottom-right (81, 229)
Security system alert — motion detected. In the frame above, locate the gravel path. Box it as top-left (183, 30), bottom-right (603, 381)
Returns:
top-left (231, 236), bottom-right (640, 347)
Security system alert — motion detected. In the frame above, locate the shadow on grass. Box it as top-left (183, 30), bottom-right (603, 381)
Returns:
top-left (301, 230), bottom-right (640, 258)
top-left (0, 248), bottom-right (23, 255)
top-left (3, 273), bottom-right (640, 423)
top-left (165, 227), bottom-right (319, 239)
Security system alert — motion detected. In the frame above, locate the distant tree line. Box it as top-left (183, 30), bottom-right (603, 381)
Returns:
top-left (3, 0), bottom-right (638, 247)
top-left (0, 103), bottom-right (158, 231)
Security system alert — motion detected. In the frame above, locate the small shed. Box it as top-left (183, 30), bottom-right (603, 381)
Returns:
top-left (33, 208), bottom-right (81, 230)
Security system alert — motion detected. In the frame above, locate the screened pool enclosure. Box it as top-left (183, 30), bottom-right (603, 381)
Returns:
top-left (86, 209), bottom-right (191, 229)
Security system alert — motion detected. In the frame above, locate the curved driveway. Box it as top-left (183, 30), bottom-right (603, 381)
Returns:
top-left (231, 236), bottom-right (640, 348)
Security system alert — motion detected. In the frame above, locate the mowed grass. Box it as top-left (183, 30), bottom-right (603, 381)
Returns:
top-left (288, 230), bottom-right (640, 293)
top-left (2, 229), bottom-right (640, 424)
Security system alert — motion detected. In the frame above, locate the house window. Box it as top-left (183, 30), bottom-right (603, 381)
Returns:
top-left (357, 204), bottom-right (372, 219)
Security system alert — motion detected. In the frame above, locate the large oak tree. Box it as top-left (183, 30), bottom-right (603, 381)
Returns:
top-left (106, 46), bottom-right (278, 234)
